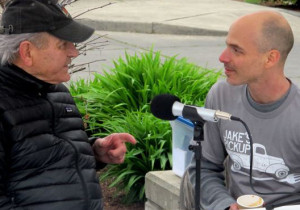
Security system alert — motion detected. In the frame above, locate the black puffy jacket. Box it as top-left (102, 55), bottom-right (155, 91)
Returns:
top-left (0, 65), bottom-right (103, 210)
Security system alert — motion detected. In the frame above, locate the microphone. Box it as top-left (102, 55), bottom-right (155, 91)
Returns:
top-left (150, 94), bottom-right (233, 122)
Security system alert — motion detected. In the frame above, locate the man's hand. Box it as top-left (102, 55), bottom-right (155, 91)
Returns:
top-left (229, 203), bottom-right (239, 210)
top-left (92, 133), bottom-right (136, 164)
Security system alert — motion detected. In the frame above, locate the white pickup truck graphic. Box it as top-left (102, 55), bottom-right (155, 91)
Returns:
top-left (228, 143), bottom-right (289, 179)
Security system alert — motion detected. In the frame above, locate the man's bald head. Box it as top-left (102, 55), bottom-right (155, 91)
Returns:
top-left (231, 11), bottom-right (294, 63)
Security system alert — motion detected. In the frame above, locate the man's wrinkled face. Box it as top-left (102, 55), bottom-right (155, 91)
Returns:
top-left (30, 33), bottom-right (79, 84)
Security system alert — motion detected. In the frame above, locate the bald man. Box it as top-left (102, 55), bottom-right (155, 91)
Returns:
top-left (181, 11), bottom-right (299, 210)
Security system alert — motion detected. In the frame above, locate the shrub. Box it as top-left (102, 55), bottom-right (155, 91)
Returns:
top-left (99, 111), bottom-right (172, 203)
top-left (69, 49), bottom-right (221, 203)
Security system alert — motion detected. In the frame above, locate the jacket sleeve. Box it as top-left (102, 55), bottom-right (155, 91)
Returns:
top-left (88, 137), bottom-right (107, 170)
top-left (0, 121), bottom-right (26, 210)
top-left (0, 152), bottom-right (12, 209)
top-left (185, 156), bottom-right (236, 210)
top-left (0, 133), bottom-right (14, 209)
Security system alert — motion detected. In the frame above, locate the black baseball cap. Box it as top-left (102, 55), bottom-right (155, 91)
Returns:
top-left (0, 0), bottom-right (95, 43)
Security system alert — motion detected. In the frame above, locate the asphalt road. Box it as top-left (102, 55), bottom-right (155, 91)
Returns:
top-left (69, 31), bottom-right (300, 86)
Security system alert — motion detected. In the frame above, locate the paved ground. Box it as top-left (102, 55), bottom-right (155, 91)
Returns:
top-left (66, 0), bottom-right (300, 86)
top-left (66, 0), bottom-right (300, 37)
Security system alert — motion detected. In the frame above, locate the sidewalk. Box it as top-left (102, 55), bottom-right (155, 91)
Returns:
top-left (66, 0), bottom-right (300, 39)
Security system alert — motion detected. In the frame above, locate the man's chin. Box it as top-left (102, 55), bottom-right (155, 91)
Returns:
top-left (51, 74), bottom-right (71, 84)
top-left (63, 74), bottom-right (71, 83)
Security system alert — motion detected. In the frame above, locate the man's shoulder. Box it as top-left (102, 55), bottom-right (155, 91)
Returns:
top-left (292, 82), bottom-right (300, 93)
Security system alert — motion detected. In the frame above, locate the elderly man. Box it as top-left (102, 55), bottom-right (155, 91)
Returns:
top-left (0, 0), bottom-right (136, 209)
top-left (181, 11), bottom-right (300, 210)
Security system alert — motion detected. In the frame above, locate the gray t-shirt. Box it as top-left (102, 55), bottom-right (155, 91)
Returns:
top-left (187, 80), bottom-right (300, 209)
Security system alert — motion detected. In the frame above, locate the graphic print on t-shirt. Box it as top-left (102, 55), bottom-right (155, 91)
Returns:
top-left (223, 129), bottom-right (300, 184)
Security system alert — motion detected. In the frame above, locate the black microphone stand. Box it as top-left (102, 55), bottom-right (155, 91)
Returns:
top-left (189, 120), bottom-right (205, 210)
top-left (181, 105), bottom-right (208, 210)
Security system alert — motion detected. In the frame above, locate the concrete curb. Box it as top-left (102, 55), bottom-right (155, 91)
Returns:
top-left (77, 18), bottom-right (228, 36)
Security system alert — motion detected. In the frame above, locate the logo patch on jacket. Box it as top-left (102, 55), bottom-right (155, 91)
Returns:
top-left (65, 107), bottom-right (73, 113)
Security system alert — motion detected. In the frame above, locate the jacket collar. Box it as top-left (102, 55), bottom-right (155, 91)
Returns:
top-left (0, 64), bottom-right (52, 93)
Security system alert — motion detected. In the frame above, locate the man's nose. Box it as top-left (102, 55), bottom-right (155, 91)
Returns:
top-left (68, 42), bottom-right (79, 58)
top-left (219, 48), bottom-right (230, 64)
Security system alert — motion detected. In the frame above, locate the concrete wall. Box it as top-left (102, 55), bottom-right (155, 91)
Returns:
top-left (145, 170), bottom-right (187, 210)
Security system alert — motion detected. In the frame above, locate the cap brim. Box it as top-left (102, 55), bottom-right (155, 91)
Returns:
top-left (50, 20), bottom-right (95, 43)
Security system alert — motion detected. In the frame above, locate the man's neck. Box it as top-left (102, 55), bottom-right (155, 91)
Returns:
top-left (247, 77), bottom-right (291, 104)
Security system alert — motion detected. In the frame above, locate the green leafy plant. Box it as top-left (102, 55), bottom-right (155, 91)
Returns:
top-left (245, 0), bottom-right (261, 4)
top-left (70, 49), bottom-right (221, 203)
top-left (99, 111), bottom-right (172, 203)
top-left (246, 0), bottom-right (299, 7)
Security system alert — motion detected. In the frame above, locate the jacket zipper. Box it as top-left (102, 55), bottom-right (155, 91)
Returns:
top-left (43, 93), bottom-right (90, 210)
top-left (65, 139), bottom-right (90, 210)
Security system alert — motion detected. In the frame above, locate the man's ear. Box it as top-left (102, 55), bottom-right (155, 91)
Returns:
top-left (18, 41), bottom-right (34, 66)
top-left (264, 49), bottom-right (281, 69)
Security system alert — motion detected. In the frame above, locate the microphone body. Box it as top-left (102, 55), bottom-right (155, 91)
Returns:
top-left (173, 101), bottom-right (232, 122)
top-left (150, 94), bottom-right (232, 122)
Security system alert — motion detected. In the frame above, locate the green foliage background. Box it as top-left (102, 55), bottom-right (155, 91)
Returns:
top-left (69, 50), bottom-right (221, 203)
top-left (245, 0), bottom-right (299, 6)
